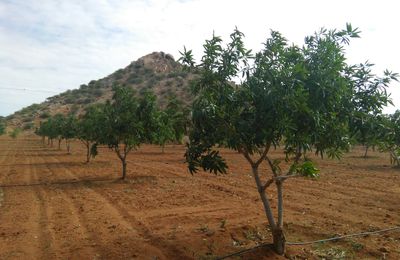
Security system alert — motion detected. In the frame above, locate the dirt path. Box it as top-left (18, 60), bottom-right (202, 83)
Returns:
top-left (0, 136), bottom-right (399, 259)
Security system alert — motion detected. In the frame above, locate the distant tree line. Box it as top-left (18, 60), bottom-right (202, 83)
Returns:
top-left (35, 86), bottom-right (190, 179)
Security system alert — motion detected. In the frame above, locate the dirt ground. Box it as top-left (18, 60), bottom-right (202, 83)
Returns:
top-left (0, 136), bottom-right (399, 260)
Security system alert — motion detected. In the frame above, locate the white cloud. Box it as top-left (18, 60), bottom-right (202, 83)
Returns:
top-left (0, 0), bottom-right (399, 116)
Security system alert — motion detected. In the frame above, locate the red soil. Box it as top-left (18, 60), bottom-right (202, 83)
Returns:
top-left (0, 136), bottom-right (399, 259)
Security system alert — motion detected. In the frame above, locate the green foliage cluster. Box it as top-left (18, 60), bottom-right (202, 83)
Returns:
top-left (39, 111), bottom-right (51, 119)
top-left (15, 103), bottom-right (42, 117)
top-left (379, 111), bottom-right (400, 166)
top-left (114, 69), bottom-right (124, 80)
top-left (36, 113), bottom-right (78, 152)
top-left (348, 62), bottom-right (399, 156)
top-left (127, 73), bottom-right (144, 85)
top-left (9, 128), bottom-right (21, 139)
top-left (23, 122), bottom-right (34, 130)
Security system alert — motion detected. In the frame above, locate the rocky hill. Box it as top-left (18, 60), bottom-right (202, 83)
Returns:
top-left (6, 52), bottom-right (196, 130)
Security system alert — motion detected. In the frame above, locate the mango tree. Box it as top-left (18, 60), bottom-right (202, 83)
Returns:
top-left (95, 86), bottom-right (158, 179)
top-left (154, 111), bottom-right (175, 152)
top-left (62, 114), bottom-right (78, 154)
top-left (39, 117), bottom-right (58, 146)
top-left (77, 105), bottom-right (106, 162)
top-left (179, 25), bottom-right (394, 254)
top-left (165, 94), bottom-right (191, 143)
top-left (35, 122), bottom-right (46, 146)
top-left (380, 111), bottom-right (400, 166)
top-left (349, 62), bottom-right (398, 157)
top-left (52, 114), bottom-right (66, 150)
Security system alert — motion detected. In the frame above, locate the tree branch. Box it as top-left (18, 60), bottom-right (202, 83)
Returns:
top-left (79, 139), bottom-right (88, 147)
top-left (261, 178), bottom-right (274, 192)
top-left (276, 174), bottom-right (301, 182)
top-left (254, 143), bottom-right (271, 167)
top-left (115, 146), bottom-right (124, 161)
top-left (265, 156), bottom-right (278, 177)
top-left (239, 147), bottom-right (255, 167)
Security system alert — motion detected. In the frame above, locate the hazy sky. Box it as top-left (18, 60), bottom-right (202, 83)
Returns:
top-left (1, 0), bottom-right (399, 116)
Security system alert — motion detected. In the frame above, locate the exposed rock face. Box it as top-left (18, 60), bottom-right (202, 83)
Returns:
top-left (135, 52), bottom-right (177, 73)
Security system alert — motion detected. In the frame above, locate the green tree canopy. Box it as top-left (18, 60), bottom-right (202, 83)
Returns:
top-left (349, 62), bottom-right (398, 156)
top-left (95, 86), bottom-right (159, 179)
top-left (179, 25), bottom-right (397, 254)
top-left (380, 111), bottom-right (400, 166)
top-left (165, 94), bottom-right (190, 143)
top-left (77, 104), bottom-right (107, 162)
top-left (62, 114), bottom-right (78, 154)
top-left (154, 111), bottom-right (175, 152)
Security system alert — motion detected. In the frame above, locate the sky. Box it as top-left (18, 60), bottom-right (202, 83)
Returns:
top-left (1, 0), bottom-right (399, 116)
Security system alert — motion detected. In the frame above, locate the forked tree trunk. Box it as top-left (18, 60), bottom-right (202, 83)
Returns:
top-left (251, 166), bottom-right (286, 255)
top-left (116, 146), bottom-right (129, 180)
top-left (390, 150), bottom-right (400, 167)
top-left (66, 139), bottom-right (71, 154)
top-left (364, 145), bottom-right (369, 158)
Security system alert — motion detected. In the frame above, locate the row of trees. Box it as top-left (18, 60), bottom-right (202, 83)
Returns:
top-left (179, 24), bottom-right (399, 254)
top-left (36, 87), bottom-right (189, 179)
top-left (30, 24), bottom-right (398, 256)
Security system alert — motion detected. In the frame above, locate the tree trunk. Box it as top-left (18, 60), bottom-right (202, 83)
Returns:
top-left (294, 146), bottom-right (302, 163)
top-left (86, 142), bottom-right (91, 163)
top-left (272, 227), bottom-right (286, 255)
top-left (58, 138), bottom-right (62, 150)
top-left (122, 159), bottom-right (127, 180)
top-left (364, 145), bottom-right (369, 158)
top-left (66, 139), bottom-right (71, 154)
top-left (391, 150), bottom-right (400, 167)
top-left (276, 181), bottom-right (284, 228)
top-left (251, 166), bottom-right (285, 255)
top-left (117, 145), bottom-right (131, 180)
top-left (251, 166), bottom-right (276, 227)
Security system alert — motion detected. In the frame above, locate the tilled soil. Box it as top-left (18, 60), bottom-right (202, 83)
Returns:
top-left (0, 136), bottom-right (399, 259)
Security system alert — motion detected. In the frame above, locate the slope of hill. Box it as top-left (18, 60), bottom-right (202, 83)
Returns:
top-left (6, 52), bottom-right (196, 129)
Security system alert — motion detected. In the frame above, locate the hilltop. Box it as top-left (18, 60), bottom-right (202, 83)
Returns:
top-left (6, 52), bottom-right (196, 129)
